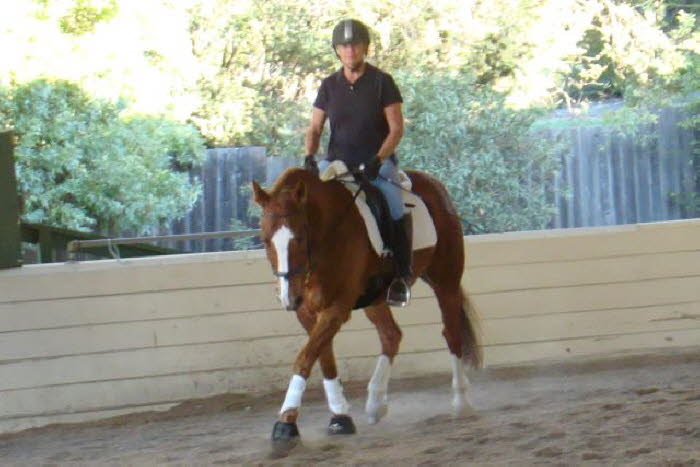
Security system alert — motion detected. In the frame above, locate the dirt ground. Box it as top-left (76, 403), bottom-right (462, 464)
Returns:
top-left (1, 348), bottom-right (698, 466)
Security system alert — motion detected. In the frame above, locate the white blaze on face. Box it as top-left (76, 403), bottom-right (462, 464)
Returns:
top-left (271, 225), bottom-right (294, 308)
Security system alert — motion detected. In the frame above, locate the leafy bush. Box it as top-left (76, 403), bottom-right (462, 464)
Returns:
top-left (399, 72), bottom-right (563, 233)
top-left (0, 79), bottom-right (205, 234)
top-left (59, 0), bottom-right (119, 35)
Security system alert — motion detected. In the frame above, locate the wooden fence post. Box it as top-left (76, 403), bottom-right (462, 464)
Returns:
top-left (0, 131), bottom-right (22, 268)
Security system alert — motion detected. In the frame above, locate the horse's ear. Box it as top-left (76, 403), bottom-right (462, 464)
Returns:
top-left (292, 180), bottom-right (308, 205)
top-left (252, 180), bottom-right (270, 206)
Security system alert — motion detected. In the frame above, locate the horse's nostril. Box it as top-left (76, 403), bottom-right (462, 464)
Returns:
top-left (283, 296), bottom-right (302, 312)
top-left (286, 296), bottom-right (303, 311)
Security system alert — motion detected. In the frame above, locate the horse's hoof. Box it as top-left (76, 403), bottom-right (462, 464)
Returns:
top-left (366, 403), bottom-right (388, 425)
top-left (327, 414), bottom-right (356, 435)
top-left (452, 395), bottom-right (476, 417)
top-left (272, 421), bottom-right (300, 441)
top-left (270, 421), bottom-right (300, 457)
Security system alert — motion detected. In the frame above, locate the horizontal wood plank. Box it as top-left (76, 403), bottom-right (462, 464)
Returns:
top-left (3, 296), bottom-right (696, 363)
top-left (0, 250), bottom-right (270, 304)
top-left (484, 328), bottom-right (700, 366)
top-left (0, 282), bottom-right (437, 335)
top-left (465, 250), bottom-right (700, 294)
top-left (481, 302), bottom-right (700, 345)
top-left (0, 299), bottom-right (443, 361)
top-left (0, 325), bottom-right (448, 392)
top-left (4, 220), bottom-right (698, 303)
top-left (466, 219), bottom-right (700, 267)
top-left (472, 276), bottom-right (700, 319)
top-left (0, 350), bottom-right (459, 429)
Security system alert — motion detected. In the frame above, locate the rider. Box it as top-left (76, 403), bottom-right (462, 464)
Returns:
top-left (304, 18), bottom-right (412, 307)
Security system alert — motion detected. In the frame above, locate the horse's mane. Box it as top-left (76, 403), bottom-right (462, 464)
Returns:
top-left (269, 167), bottom-right (324, 198)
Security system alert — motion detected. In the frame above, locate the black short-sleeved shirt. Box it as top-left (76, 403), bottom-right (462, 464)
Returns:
top-left (313, 63), bottom-right (402, 168)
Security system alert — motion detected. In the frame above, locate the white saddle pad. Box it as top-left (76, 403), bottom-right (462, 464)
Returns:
top-left (320, 161), bottom-right (437, 256)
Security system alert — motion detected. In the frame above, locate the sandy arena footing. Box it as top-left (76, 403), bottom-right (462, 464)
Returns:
top-left (1, 348), bottom-right (698, 465)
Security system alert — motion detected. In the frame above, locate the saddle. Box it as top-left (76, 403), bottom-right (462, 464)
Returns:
top-left (319, 161), bottom-right (437, 309)
top-left (351, 174), bottom-right (395, 255)
top-left (320, 160), bottom-right (437, 254)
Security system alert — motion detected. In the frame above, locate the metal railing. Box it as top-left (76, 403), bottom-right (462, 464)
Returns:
top-left (67, 229), bottom-right (261, 261)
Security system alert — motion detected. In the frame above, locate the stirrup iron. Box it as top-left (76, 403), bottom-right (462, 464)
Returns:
top-left (387, 278), bottom-right (411, 307)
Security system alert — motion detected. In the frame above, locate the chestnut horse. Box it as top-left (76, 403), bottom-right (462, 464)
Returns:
top-left (252, 167), bottom-right (481, 445)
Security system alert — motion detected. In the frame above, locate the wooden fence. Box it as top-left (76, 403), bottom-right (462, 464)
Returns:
top-left (550, 105), bottom-right (697, 228)
top-left (148, 104), bottom-right (696, 253)
top-left (158, 147), bottom-right (296, 252)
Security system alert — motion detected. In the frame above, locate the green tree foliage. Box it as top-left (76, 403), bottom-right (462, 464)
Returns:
top-left (557, 1), bottom-right (698, 112)
top-left (400, 72), bottom-right (561, 233)
top-left (0, 79), bottom-right (205, 234)
top-left (184, 0), bottom-right (567, 232)
top-left (4, 0), bottom-right (697, 235)
top-left (59, 0), bottom-right (119, 35)
top-left (187, 0), bottom-right (338, 154)
top-left (185, 0), bottom-right (696, 136)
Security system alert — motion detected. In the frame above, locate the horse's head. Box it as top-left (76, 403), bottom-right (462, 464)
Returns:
top-left (252, 177), bottom-right (311, 311)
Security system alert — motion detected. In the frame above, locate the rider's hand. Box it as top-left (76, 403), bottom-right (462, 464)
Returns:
top-left (364, 156), bottom-right (382, 180)
top-left (304, 154), bottom-right (319, 175)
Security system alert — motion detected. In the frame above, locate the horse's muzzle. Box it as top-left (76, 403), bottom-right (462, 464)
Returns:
top-left (285, 296), bottom-right (303, 312)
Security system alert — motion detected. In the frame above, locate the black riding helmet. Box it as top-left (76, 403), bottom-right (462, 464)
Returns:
top-left (331, 19), bottom-right (370, 49)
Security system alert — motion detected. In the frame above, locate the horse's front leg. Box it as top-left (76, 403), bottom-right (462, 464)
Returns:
top-left (296, 307), bottom-right (356, 436)
top-left (273, 308), bottom-right (348, 444)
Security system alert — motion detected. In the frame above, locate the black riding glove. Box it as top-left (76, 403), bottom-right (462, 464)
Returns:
top-left (304, 154), bottom-right (319, 175)
top-left (364, 156), bottom-right (382, 180)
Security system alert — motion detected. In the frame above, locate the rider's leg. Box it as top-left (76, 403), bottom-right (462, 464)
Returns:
top-left (317, 159), bottom-right (331, 174)
top-left (370, 159), bottom-right (413, 307)
top-left (371, 159), bottom-right (404, 220)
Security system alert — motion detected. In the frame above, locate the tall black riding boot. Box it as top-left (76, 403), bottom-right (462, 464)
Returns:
top-left (387, 214), bottom-right (413, 307)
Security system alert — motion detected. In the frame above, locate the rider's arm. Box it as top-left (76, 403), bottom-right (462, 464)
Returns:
top-left (376, 102), bottom-right (403, 161)
top-left (305, 107), bottom-right (326, 156)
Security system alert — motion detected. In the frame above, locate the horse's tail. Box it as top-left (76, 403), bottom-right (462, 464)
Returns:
top-left (459, 287), bottom-right (483, 369)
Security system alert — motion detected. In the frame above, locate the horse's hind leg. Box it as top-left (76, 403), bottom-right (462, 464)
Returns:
top-left (363, 303), bottom-right (402, 424)
top-left (432, 284), bottom-right (480, 415)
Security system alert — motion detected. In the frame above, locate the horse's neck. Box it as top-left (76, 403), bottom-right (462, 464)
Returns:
top-left (306, 183), bottom-right (336, 238)
top-left (308, 181), bottom-right (366, 254)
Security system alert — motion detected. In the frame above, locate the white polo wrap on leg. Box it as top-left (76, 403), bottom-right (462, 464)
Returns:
top-left (451, 354), bottom-right (470, 390)
top-left (368, 354), bottom-right (392, 393)
top-left (366, 355), bottom-right (392, 424)
top-left (280, 374), bottom-right (306, 414)
top-left (323, 378), bottom-right (350, 415)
